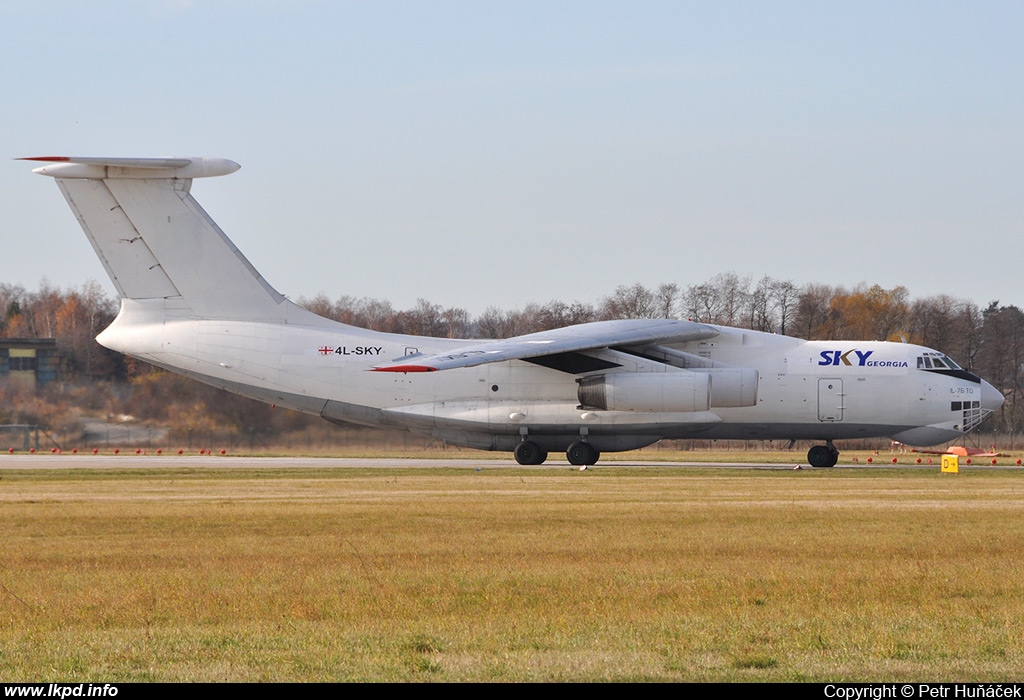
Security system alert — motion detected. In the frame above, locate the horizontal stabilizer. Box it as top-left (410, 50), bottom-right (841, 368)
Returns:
top-left (20, 156), bottom-right (239, 180)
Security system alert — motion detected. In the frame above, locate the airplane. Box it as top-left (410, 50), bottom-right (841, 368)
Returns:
top-left (21, 156), bottom-right (1004, 467)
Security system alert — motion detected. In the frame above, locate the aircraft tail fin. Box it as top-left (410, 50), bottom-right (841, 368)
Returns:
top-left (24, 156), bottom-right (287, 321)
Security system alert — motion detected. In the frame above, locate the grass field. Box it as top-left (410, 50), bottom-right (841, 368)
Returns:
top-left (1, 463), bottom-right (1022, 681)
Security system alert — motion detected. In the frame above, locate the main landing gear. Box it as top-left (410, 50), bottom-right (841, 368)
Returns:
top-left (514, 440), bottom-right (547, 466)
top-left (807, 441), bottom-right (839, 468)
top-left (513, 439), bottom-right (601, 466)
top-left (566, 441), bottom-right (599, 466)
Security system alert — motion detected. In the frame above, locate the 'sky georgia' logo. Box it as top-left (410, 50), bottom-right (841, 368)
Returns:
top-left (819, 350), bottom-right (874, 366)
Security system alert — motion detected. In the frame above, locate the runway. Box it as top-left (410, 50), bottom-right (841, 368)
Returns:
top-left (1, 453), bottom-right (1017, 470)
top-left (0, 454), bottom-right (785, 469)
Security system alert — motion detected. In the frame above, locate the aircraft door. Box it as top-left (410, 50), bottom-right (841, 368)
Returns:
top-left (818, 379), bottom-right (844, 422)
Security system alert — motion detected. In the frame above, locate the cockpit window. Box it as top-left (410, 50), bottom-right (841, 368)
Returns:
top-left (917, 352), bottom-right (962, 371)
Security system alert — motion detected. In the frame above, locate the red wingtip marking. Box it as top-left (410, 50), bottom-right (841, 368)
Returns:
top-left (18, 156), bottom-right (71, 162)
top-left (371, 365), bottom-right (438, 373)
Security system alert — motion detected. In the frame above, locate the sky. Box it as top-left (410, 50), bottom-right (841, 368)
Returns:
top-left (1, 0), bottom-right (1022, 316)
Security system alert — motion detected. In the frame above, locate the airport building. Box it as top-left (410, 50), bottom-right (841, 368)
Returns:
top-left (0, 338), bottom-right (59, 388)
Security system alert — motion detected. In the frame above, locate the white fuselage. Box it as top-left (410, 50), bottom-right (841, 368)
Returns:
top-left (100, 298), bottom-right (998, 453)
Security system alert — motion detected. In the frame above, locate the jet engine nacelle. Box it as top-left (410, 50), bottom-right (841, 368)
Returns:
top-left (578, 371), bottom-right (712, 412)
top-left (577, 367), bottom-right (759, 412)
top-left (693, 367), bottom-right (759, 408)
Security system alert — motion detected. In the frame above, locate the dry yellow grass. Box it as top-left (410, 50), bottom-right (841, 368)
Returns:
top-left (1, 465), bottom-right (1022, 681)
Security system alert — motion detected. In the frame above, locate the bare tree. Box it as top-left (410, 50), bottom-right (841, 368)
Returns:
top-left (716, 273), bottom-right (750, 327)
top-left (792, 284), bottom-right (840, 339)
top-left (975, 303), bottom-right (1024, 433)
top-left (654, 283), bottom-right (680, 318)
top-left (475, 305), bottom-right (508, 338)
top-left (770, 279), bottom-right (799, 336)
top-left (600, 283), bottom-right (660, 320)
top-left (748, 275), bottom-right (775, 332)
top-left (683, 281), bottom-right (723, 323)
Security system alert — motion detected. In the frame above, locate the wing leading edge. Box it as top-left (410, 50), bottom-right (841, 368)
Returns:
top-left (371, 319), bottom-right (719, 372)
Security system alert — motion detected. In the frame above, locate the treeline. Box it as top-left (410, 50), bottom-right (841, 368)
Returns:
top-left (2, 274), bottom-right (1023, 436)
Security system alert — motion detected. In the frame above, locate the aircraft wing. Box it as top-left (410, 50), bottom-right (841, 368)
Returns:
top-left (371, 319), bottom-right (719, 372)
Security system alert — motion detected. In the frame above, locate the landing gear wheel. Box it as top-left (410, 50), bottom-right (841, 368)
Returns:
top-left (807, 444), bottom-right (839, 468)
top-left (514, 440), bottom-right (547, 465)
top-left (566, 441), bottom-right (599, 466)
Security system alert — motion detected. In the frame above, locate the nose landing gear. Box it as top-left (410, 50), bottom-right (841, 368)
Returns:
top-left (807, 441), bottom-right (839, 468)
